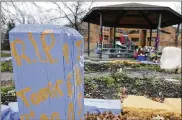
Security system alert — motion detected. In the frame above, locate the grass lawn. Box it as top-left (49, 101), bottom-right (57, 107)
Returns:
top-left (1, 52), bottom-right (11, 57)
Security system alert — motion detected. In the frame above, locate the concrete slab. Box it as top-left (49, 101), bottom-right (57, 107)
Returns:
top-left (123, 95), bottom-right (181, 114)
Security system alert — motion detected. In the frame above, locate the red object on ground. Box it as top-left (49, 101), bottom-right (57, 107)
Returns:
top-left (138, 50), bottom-right (144, 55)
top-left (120, 36), bottom-right (125, 44)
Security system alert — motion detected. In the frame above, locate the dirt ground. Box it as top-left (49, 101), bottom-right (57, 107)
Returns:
top-left (105, 95), bottom-right (182, 119)
top-left (122, 107), bottom-right (182, 120)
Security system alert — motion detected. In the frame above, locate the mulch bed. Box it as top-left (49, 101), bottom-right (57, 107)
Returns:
top-left (85, 107), bottom-right (182, 120)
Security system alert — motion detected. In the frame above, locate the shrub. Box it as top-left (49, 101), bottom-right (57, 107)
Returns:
top-left (1, 85), bottom-right (15, 94)
top-left (1, 52), bottom-right (11, 57)
top-left (1, 61), bottom-right (13, 72)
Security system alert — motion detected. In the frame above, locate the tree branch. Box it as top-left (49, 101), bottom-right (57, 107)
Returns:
top-left (88, 0), bottom-right (94, 11)
top-left (61, 2), bottom-right (75, 15)
top-left (48, 15), bottom-right (72, 23)
top-left (30, 2), bottom-right (42, 12)
top-left (53, 2), bottom-right (74, 25)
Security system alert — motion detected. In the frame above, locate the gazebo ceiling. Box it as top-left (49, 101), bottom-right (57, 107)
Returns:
top-left (82, 3), bottom-right (182, 29)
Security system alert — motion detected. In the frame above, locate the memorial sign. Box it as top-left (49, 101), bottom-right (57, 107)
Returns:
top-left (9, 24), bottom-right (84, 120)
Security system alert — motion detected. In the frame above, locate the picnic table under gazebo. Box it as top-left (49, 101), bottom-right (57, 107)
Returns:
top-left (82, 3), bottom-right (182, 59)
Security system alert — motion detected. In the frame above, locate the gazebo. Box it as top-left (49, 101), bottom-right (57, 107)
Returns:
top-left (82, 3), bottom-right (182, 59)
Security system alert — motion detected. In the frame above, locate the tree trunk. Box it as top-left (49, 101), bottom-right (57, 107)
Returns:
top-left (175, 24), bottom-right (180, 47)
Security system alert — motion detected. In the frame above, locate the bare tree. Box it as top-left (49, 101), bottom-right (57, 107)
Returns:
top-left (173, 2), bottom-right (181, 47)
top-left (52, 1), bottom-right (94, 32)
top-left (164, 26), bottom-right (179, 47)
top-left (1, 1), bottom-right (95, 34)
top-left (1, 2), bottom-right (44, 27)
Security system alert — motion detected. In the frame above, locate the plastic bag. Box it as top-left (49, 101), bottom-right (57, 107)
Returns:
top-left (1, 103), bottom-right (19, 120)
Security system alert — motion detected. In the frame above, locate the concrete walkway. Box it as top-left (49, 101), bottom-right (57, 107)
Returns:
top-left (123, 95), bottom-right (181, 114)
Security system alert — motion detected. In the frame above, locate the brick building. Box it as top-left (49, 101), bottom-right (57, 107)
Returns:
top-left (83, 23), bottom-right (181, 51)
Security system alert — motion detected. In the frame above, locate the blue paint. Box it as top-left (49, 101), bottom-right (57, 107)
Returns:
top-left (9, 24), bottom-right (84, 120)
top-left (1, 99), bottom-right (122, 120)
top-left (84, 98), bottom-right (121, 115)
top-left (137, 55), bottom-right (146, 61)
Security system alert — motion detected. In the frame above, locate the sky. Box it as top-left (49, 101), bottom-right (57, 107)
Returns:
top-left (35, 2), bottom-right (180, 12)
top-left (2, 1), bottom-right (181, 27)
top-left (32, 2), bottom-right (182, 24)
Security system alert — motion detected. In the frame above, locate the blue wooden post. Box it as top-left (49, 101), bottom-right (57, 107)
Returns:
top-left (9, 24), bottom-right (84, 120)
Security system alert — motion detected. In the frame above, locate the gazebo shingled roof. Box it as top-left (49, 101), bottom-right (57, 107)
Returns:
top-left (82, 3), bottom-right (182, 29)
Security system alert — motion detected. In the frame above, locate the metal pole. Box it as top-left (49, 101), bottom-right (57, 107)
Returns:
top-left (175, 24), bottom-right (180, 47)
top-left (99, 12), bottom-right (103, 59)
top-left (114, 27), bottom-right (116, 48)
top-left (149, 29), bottom-right (152, 46)
top-left (88, 22), bottom-right (90, 56)
top-left (156, 13), bottom-right (162, 51)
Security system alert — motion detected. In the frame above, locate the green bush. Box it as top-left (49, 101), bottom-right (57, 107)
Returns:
top-left (1, 61), bottom-right (13, 72)
top-left (1, 52), bottom-right (11, 57)
top-left (1, 85), bottom-right (15, 94)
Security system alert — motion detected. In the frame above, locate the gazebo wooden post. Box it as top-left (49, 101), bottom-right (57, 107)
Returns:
top-left (156, 13), bottom-right (162, 51)
top-left (149, 29), bottom-right (152, 46)
top-left (114, 27), bottom-right (116, 48)
top-left (99, 12), bottom-right (103, 59)
top-left (88, 22), bottom-right (90, 56)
